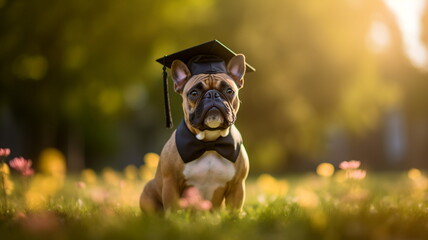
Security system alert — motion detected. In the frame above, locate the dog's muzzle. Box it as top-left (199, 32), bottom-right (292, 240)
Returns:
top-left (190, 90), bottom-right (235, 130)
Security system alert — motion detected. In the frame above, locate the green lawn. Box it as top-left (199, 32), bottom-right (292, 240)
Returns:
top-left (1, 164), bottom-right (428, 240)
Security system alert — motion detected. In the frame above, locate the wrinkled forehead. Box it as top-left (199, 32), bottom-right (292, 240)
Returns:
top-left (183, 73), bottom-right (238, 93)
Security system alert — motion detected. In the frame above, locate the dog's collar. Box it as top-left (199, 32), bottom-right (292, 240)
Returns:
top-left (175, 120), bottom-right (242, 163)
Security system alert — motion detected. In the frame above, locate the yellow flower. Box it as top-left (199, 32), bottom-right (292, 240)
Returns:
top-left (1, 163), bottom-right (14, 195)
top-left (256, 174), bottom-right (289, 197)
top-left (295, 187), bottom-right (319, 209)
top-left (0, 162), bottom-right (10, 174)
top-left (25, 175), bottom-right (62, 210)
top-left (30, 175), bottom-right (62, 196)
top-left (138, 153), bottom-right (160, 182)
top-left (25, 190), bottom-right (45, 210)
top-left (81, 168), bottom-right (98, 185)
top-left (139, 165), bottom-right (155, 182)
top-left (144, 153), bottom-right (160, 168)
top-left (38, 148), bottom-right (66, 180)
top-left (102, 167), bottom-right (121, 186)
top-left (3, 175), bottom-right (14, 195)
top-left (124, 165), bottom-right (138, 181)
top-left (408, 168), bottom-right (422, 181)
top-left (316, 163), bottom-right (335, 177)
top-left (407, 168), bottom-right (427, 192)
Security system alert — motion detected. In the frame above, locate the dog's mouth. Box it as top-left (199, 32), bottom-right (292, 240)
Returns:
top-left (203, 107), bottom-right (224, 129)
top-left (190, 102), bottom-right (235, 131)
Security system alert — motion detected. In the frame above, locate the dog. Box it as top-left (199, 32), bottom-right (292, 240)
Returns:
top-left (140, 54), bottom-right (249, 212)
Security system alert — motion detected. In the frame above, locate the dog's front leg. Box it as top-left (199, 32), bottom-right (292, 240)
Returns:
top-left (225, 180), bottom-right (245, 211)
top-left (162, 176), bottom-right (180, 210)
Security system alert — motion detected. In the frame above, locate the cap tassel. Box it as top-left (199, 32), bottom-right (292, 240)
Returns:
top-left (163, 56), bottom-right (173, 128)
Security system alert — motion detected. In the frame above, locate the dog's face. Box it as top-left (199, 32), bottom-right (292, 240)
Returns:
top-left (171, 55), bottom-right (246, 135)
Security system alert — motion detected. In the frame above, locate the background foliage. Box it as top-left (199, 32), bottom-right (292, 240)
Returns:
top-left (1, 0), bottom-right (428, 173)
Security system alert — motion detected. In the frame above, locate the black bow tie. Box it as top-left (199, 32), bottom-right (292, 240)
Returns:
top-left (175, 120), bottom-right (242, 163)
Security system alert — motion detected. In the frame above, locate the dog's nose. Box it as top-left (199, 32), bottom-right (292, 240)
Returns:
top-left (204, 90), bottom-right (221, 100)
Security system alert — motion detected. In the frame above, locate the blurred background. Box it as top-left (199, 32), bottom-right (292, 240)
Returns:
top-left (0, 0), bottom-right (427, 174)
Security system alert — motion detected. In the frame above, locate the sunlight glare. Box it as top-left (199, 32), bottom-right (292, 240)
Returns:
top-left (367, 21), bottom-right (391, 52)
top-left (384, 0), bottom-right (428, 69)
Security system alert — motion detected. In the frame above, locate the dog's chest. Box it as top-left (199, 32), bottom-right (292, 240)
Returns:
top-left (182, 151), bottom-right (235, 201)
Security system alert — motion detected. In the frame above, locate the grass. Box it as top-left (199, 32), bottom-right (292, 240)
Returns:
top-left (1, 160), bottom-right (428, 240)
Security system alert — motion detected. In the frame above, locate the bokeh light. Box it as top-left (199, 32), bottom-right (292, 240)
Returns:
top-left (316, 163), bottom-right (335, 177)
top-left (38, 148), bottom-right (66, 181)
top-left (408, 168), bottom-right (422, 180)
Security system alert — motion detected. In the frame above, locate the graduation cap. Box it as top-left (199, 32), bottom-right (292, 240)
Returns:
top-left (156, 40), bottom-right (255, 128)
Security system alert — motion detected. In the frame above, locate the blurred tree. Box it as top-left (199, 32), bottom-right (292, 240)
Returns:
top-left (191, 0), bottom-right (415, 172)
top-left (0, 0), bottom-right (426, 173)
top-left (0, 0), bottom-right (215, 170)
top-left (399, 2), bottom-right (428, 169)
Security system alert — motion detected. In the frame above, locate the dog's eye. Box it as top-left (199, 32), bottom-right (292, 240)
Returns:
top-left (189, 90), bottom-right (198, 97)
top-left (226, 88), bottom-right (234, 95)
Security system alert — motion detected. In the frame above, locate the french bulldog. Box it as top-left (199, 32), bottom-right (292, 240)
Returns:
top-left (140, 54), bottom-right (249, 212)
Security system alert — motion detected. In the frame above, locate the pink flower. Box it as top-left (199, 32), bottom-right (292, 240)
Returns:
top-left (348, 169), bottom-right (366, 180)
top-left (9, 157), bottom-right (34, 176)
top-left (0, 148), bottom-right (11, 157)
top-left (179, 187), bottom-right (212, 211)
top-left (339, 160), bottom-right (361, 170)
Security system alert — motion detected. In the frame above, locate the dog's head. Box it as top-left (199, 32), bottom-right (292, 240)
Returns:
top-left (171, 55), bottom-right (246, 139)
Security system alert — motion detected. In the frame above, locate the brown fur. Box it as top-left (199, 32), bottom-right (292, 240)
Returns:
top-left (139, 130), bottom-right (249, 212)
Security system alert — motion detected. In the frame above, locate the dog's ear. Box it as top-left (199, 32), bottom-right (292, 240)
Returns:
top-left (227, 54), bottom-right (246, 89)
top-left (171, 60), bottom-right (191, 93)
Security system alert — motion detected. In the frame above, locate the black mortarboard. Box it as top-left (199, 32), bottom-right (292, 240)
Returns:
top-left (156, 40), bottom-right (255, 128)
